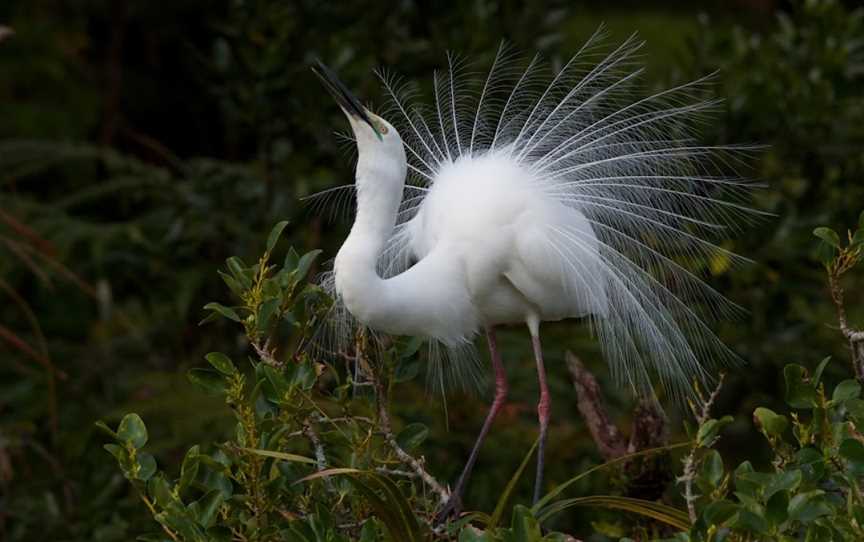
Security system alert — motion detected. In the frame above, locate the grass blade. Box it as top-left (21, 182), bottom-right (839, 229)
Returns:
top-left (537, 495), bottom-right (691, 530)
top-left (488, 438), bottom-right (539, 529)
top-left (244, 448), bottom-right (317, 465)
top-left (532, 440), bottom-right (691, 514)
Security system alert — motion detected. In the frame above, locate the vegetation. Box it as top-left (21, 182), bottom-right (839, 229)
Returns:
top-left (3, 0), bottom-right (864, 540)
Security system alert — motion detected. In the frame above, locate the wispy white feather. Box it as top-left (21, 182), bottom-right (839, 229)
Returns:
top-left (313, 31), bottom-right (761, 400)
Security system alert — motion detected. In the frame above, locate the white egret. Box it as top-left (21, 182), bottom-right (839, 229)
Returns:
top-left (311, 32), bottom-right (757, 520)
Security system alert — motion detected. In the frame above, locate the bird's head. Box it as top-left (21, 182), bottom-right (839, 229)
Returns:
top-left (312, 60), bottom-right (405, 177)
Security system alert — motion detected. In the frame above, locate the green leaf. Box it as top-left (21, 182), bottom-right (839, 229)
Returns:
top-left (296, 469), bottom-right (424, 541)
top-left (256, 297), bottom-right (280, 331)
top-left (284, 247), bottom-right (300, 271)
top-left (103, 443), bottom-right (126, 463)
top-left (846, 398), bottom-right (864, 426)
top-left (765, 490), bottom-right (789, 526)
top-left (204, 352), bottom-right (237, 376)
top-left (510, 505), bottom-right (542, 541)
top-left (788, 490), bottom-right (832, 522)
top-left (360, 521), bottom-right (381, 542)
top-left (258, 363), bottom-right (290, 401)
top-left (833, 379), bottom-right (861, 402)
top-left (458, 526), bottom-right (493, 542)
top-left (217, 270), bottom-right (243, 297)
top-left (753, 407), bottom-right (788, 437)
top-left (137, 453), bottom-right (157, 481)
top-left (393, 356), bottom-right (420, 383)
top-left (702, 500), bottom-right (737, 525)
top-left (179, 445), bottom-right (200, 492)
top-left (815, 241), bottom-right (837, 265)
top-left (697, 416), bottom-right (733, 447)
top-left (202, 302), bottom-right (241, 323)
top-left (94, 420), bottom-right (119, 440)
top-left (853, 229), bottom-right (864, 247)
top-left (813, 226), bottom-right (841, 248)
top-left (700, 450), bottom-right (725, 488)
top-left (194, 489), bottom-right (224, 528)
top-left (295, 249), bottom-right (323, 282)
top-left (266, 220), bottom-right (290, 252)
top-left (293, 360), bottom-right (317, 391)
top-left (784, 364), bottom-right (818, 408)
top-left (839, 438), bottom-right (864, 466)
top-left (764, 469), bottom-right (801, 500)
top-left (148, 474), bottom-right (175, 508)
top-left (812, 356), bottom-right (831, 386)
top-left (117, 413), bottom-right (148, 448)
top-left (728, 509), bottom-right (769, 534)
top-left (396, 423), bottom-right (429, 451)
top-left (795, 447), bottom-right (826, 483)
top-left (225, 256), bottom-right (249, 281)
top-left (187, 368), bottom-right (227, 395)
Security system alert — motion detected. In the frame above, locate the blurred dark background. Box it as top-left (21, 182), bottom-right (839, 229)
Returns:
top-left (2, 0), bottom-right (864, 540)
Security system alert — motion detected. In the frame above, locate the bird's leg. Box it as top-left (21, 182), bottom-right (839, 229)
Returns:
top-left (531, 332), bottom-right (551, 504)
top-left (435, 327), bottom-right (508, 522)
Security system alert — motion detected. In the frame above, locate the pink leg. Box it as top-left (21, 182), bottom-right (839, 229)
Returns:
top-left (531, 332), bottom-right (551, 504)
top-left (436, 327), bottom-right (508, 521)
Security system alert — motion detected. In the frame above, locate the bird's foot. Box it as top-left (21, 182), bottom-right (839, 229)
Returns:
top-left (433, 494), bottom-right (464, 526)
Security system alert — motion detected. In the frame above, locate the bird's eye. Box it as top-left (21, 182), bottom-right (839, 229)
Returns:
top-left (373, 119), bottom-right (388, 135)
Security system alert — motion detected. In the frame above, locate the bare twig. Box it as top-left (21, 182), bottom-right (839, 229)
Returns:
top-left (302, 419), bottom-right (328, 473)
top-left (357, 331), bottom-right (449, 503)
top-left (375, 468), bottom-right (418, 478)
top-left (252, 338), bottom-right (280, 368)
top-left (302, 418), bottom-right (335, 492)
top-left (679, 452), bottom-right (699, 523)
top-left (678, 373), bottom-right (725, 522)
top-left (828, 269), bottom-right (864, 380)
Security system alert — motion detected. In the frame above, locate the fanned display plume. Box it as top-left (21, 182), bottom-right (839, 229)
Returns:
top-left (313, 30), bottom-right (761, 401)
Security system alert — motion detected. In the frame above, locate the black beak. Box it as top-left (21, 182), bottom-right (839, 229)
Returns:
top-left (312, 59), bottom-right (380, 137)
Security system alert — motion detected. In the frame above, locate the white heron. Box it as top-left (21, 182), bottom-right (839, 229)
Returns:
top-left (310, 32), bottom-right (757, 520)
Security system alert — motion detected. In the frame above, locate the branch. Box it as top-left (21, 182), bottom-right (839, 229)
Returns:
top-left (827, 269), bottom-right (864, 380)
top-left (565, 351), bottom-right (627, 459)
top-left (679, 451), bottom-right (699, 523)
top-left (678, 373), bottom-right (725, 523)
top-left (302, 418), bottom-right (334, 492)
top-left (356, 331), bottom-right (449, 504)
top-left (370, 371), bottom-right (449, 503)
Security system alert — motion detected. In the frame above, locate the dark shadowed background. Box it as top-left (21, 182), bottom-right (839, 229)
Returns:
top-left (2, 0), bottom-right (864, 540)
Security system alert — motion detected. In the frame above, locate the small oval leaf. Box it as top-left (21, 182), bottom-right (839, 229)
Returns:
top-left (813, 226), bottom-right (841, 248)
top-left (205, 352), bottom-right (237, 376)
top-left (117, 413), bottom-right (148, 448)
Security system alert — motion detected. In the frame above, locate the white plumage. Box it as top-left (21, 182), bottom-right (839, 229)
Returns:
top-left (310, 30), bottom-right (758, 513)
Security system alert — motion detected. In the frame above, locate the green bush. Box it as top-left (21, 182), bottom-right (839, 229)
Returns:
top-left (101, 213), bottom-right (864, 541)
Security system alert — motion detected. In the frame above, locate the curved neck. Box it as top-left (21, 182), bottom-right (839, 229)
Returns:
top-left (334, 157), bottom-right (405, 326)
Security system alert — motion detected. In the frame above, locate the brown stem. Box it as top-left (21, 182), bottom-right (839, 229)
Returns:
top-left (565, 351), bottom-right (627, 460)
top-left (828, 269), bottom-right (864, 380)
top-left (358, 332), bottom-right (449, 503)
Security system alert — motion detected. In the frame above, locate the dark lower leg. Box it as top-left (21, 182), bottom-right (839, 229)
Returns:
top-left (532, 333), bottom-right (551, 504)
top-left (441, 328), bottom-right (508, 512)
